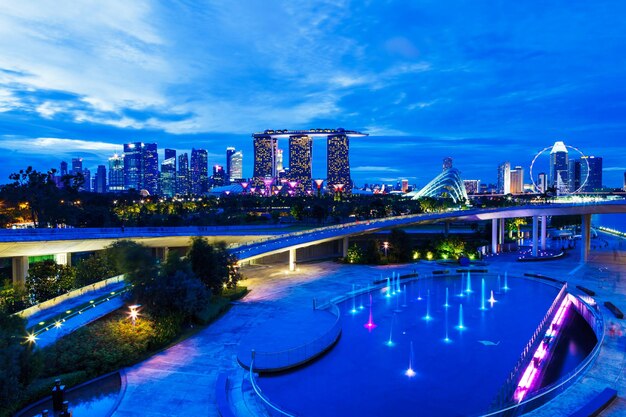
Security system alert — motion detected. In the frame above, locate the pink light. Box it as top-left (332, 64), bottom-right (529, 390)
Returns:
top-left (273, 190), bottom-right (279, 195)
top-left (288, 181), bottom-right (298, 189)
top-left (263, 178), bottom-right (274, 187)
top-left (241, 182), bottom-right (249, 189)
top-left (307, 190), bottom-right (313, 195)
top-left (276, 185), bottom-right (283, 191)
top-left (314, 179), bottom-right (324, 188)
top-left (364, 294), bottom-right (377, 331)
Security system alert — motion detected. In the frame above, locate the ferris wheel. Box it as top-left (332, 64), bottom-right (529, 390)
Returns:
top-left (529, 144), bottom-right (589, 194)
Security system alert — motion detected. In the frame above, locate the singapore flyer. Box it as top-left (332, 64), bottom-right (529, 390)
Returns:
top-left (529, 142), bottom-right (589, 195)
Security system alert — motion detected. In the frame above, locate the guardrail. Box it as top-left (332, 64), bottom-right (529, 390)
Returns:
top-left (491, 282), bottom-right (568, 409)
top-left (479, 292), bottom-right (604, 417)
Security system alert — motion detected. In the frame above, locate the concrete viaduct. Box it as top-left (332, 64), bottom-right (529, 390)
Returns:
top-left (2, 200), bottom-right (626, 284)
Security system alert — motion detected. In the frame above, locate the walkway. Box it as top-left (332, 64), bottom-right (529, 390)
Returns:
top-left (110, 236), bottom-right (626, 416)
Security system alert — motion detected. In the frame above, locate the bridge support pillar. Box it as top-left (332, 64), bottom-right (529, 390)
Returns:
top-left (289, 248), bottom-right (296, 271)
top-left (444, 222), bottom-right (450, 237)
top-left (12, 256), bottom-right (29, 286)
top-left (491, 219), bottom-right (498, 254)
top-left (342, 237), bottom-right (349, 257)
top-left (532, 216), bottom-right (539, 257)
top-left (498, 218), bottom-right (505, 246)
top-left (155, 247), bottom-right (169, 263)
top-left (54, 253), bottom-right (71, 266)
top-left (540, 215), bottom-right (547, 251)
top-left (581, 214), bottom-right (591, 262)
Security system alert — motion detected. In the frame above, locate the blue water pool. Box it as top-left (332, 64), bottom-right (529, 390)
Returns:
top-left (257, 274), bottom-right (591, 417)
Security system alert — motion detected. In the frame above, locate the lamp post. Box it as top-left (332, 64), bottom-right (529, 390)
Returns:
top-left (383, 241), bottom-right (389, 258)
top-left (128, 304), bottom-right (141, 327)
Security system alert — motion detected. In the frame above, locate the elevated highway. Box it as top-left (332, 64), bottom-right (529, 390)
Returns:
top-left (3, 200), bottom-right (626, 283)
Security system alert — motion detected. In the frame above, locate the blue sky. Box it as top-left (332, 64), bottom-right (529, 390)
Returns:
top-left (1, 1), bottom-right (626, 188)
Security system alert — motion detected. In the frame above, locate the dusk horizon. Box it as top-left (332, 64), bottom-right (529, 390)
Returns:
top-left (2, 1), bottom-right (626, 188)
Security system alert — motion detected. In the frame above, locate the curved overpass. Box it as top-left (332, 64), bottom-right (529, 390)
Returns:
top-left (3, 200), bottom-right (626, 281)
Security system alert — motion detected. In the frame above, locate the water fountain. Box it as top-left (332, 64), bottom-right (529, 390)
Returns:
top-left (444, 287), bottom-right (450, 308)
top-left (503, 271), bottom-right (510, 291)
top-left (423, 289), bottom-right (432, 321)
top-left (497, 274), bottom-right (502, 293)
top-left (405, 341), bottom-right (416, 377)
top-left (396, 272), bottom-right (401, 293)
top-left (466, 271), bottom-right (473, 293)
top-left (394, 290), bottom-right (402, 313)
top-left (444, 306), bottom-right (451, 343)
top-left (480, 279), bottom-right (487, 311)
top-left (402, 285), bottom-right (408, 307)
top-left (364, 294), bottom-right (377, 330)
top-left (350, 284), bottom-right (358, 314)
top-left (459, 274), bottom-right (465, 297)
top-left (386, 277), bottom-right (392, 297)
top-left (359, 288), bottom-right (365, 310)
top-left (488, 290), bottom-right (497, 307)
top-left (456, 304), bottom-right (465, 331)
top-left (386, 313), bottom-right (396, 346)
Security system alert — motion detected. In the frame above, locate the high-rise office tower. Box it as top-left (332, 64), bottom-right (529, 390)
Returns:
top-left (510, 166), bottom-right (524, 194)
top-left (581, 156), bottom-right (602, 191)
top-left (123, 142), bottom-right (158, 194)
top-left (549, 141), bottom-right (568, 188)
top-left (289, 135), bottom-right (312, 193)
top-left (94, 165), bottom-right (107, 193)
top-left (537, 172), bottom-right (547, 193)
top-left (177, 153), bottom-right (190, 195)
top-left (252, 134), bottom-right (277, 187)
top-left (497, 161), bottom-right (511, 194)
top-left (160, 149), bottom-right (177, 197)
top-left (568, 159), bottom-right (581, 193)
top-left (71, 158), bottom-right (83, 175)
top-left (212, 165), bottom-right (226, 187)
top-left (190, 148), bottom-right (208, 194)
top-left (276, 148), bottom-right (284, 172)
top-left (60, 161), bottom-right (68, 177)
top-left (108, 154), bottom-right (125, 192)
top-left (82, 168), bottom-right (91, 192)
top-left (443, 157), bottom-right (453, 171)
top-left (226, 147), bottom-right (235, 182)
top-left (230, 150), bottom-right (243, 182)
top-left (327, 133), bottom-right (351, 192)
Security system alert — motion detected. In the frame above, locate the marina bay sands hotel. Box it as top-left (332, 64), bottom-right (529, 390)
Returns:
top-left (252, 128), bottom-right (367, 194)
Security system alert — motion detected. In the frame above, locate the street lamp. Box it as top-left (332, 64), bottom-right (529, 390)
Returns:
top-left (383, 241), bottom-right (389, 258)
top-left (128, 304), bottom-right (141, 327)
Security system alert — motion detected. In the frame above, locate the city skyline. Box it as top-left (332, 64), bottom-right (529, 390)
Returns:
top-left (1, 2), bottom-right (626, 186)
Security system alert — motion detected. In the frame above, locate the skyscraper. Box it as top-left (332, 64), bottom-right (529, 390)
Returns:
top-left (568, 159), bottom-right (581, 193)
top-left (252, 134), bottom-right (277, 187)
top-left (230, 150), bottom-right (243, 182)
top-left (177, 153), bottom-right (190, 195)
top-left (123, 142), bottom-right (158, 194)
top-left (226, 147), bottom-right (235, 183)
top-left (288, 135), bottom-right (312, 193)
top-left (497, 161), bottom-right (511, 194)
top-left (537, 172), bottom-right (547, 193)
top-left (510, 166), bottom-right (524, 194)
top-left (463, 180), bottom-right (480, 195)
top-left (160, 149), bottom-right (177, 197)
top-left (212, 165), bottom-right (226, 187)
top-left (442, 157), bottom-right (453, 171)
top-left (60, 161), bottom-right (68, 177)
top-left (190, 148), bottom-right (208, 194)
top-left (549, 141), bottom-right (568, 188)
top-left (94, 165), bottom-right (107, 193)
top-left (71, 158), bottom-right (83, 175)
top-left (581, 156), bottom-right (602, 191)
top-left (108, 154), bottom-right (124, 192)
top-left (82, 168), bottom-right (91, 192)
top-left (327, 133), bottom-right (351, 192)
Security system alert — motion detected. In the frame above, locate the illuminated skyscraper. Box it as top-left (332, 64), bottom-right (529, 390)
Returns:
top-left (276, 148), bottom-right (284, 172)
top-left (568, 159), bottom-right (581, 193)
top-left (537, 172), bottom-right (547, 193)
top-left (60, 161), bottom-right (68, 177)
top-left (177, 153), bottom-right (190, 195)
top-left (190, 148), bottom-right (208, 194)
top-left (123, 142), bottom-right (158, 194)
top-left (581, 156), bottom-right (602, 191)
top-left (94, 165), bottom-right (107, 193)
top-left (549, 141), bottom-right (568, 188)
top-left (510, 166), bottom-right (524, 194)
top-left (327, 133), bottom-right (350, 192)
top-left (252, 134), bottom-right (277, 186)
top-left (443, 157), bottom-right (453, 171)
top-left (82, 168), bottom-right (91, 192)
top-left (212, 165), bottom-right (226, 187)
top-left (497, 161), bottom-right (511, 194)
top-left (160, 149), bottom-right (176, 197)
top-left (108, 154), bottom-right (124, 192)
top-left (71, 157), bottom-right (83, 176)
top-left (289, 135), bottom-right (312, 193)
top-left (230, 150), bottom-right (243, 182)
top-left (463, 179), bottom-right (480, 195)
